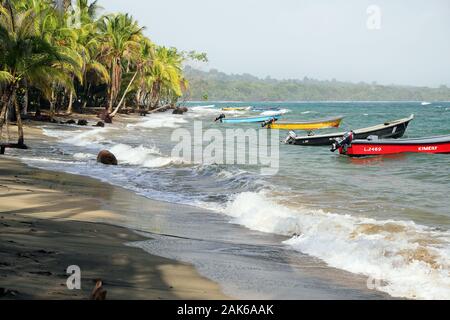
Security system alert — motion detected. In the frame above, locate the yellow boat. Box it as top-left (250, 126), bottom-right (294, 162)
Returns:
top-left (264, 116), bottom-right (344, 130)
top-left (222, 107), bottom-right (251, 111)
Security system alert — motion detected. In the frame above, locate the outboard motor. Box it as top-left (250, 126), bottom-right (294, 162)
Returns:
top-left (215, 114), bottom-right (226, 122)
top-left (261, 117), bottom-right (277, 128)
top-left (284, 131), bottom-right (297, 144)
top-left (331, 131), bottom-right (354, 152)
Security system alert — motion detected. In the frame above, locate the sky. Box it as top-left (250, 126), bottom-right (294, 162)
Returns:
top-left (102, 0), bottom-right (450, 87)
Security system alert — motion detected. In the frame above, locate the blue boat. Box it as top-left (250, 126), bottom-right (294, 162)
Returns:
top-left (215, 114), bottom-right (281, 124)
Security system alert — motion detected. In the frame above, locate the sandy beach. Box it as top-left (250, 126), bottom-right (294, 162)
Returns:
top-left (0, 155), bottom-right (229, 300)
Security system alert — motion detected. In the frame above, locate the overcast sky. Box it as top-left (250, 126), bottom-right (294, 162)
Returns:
top-left (103, 0), bottom-right (450, 87)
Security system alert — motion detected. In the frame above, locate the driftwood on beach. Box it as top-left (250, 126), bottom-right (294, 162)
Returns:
top-left (0, 143), bottom-right (28, 155)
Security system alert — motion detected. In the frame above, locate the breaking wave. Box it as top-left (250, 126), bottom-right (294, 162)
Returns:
top-left (260, 109), bottom-right (291, 116)
top-left (127, 114), bottom-right (188, 129)
top-left (220, 191), bottom-right (450, 300)
top-left (109, 144), bottom-right (188, 168)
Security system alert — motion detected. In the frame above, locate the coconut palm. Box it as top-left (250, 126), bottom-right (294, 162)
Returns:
top-left (66, 0), bottom-right (109, 113)
top-left (98, 13), bottom-right (143, 112)
top-left (133, 37), bottom-right (155, 109)
top-left (0, 0), bottom-right (78, 144)
top-left (147, 46), bottom-right (184, 109)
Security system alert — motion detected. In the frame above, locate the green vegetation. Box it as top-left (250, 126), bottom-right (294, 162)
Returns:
top-left (185, 66), bottom-right (450, 102)
top-left (0, 0), bottom-right (206, 146)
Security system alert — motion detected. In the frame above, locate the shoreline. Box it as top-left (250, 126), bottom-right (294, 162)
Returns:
top-left (0, 156), bottom-right (230, 300)
top-left (0, 121), bottom-right (397, 300)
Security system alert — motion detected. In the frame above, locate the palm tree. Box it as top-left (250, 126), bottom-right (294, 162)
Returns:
top-left (98, 13), bottom-right (143, 113)
top-left (134, 37), bottom-right (154, 109)
top-left (0, 0), bottom-right (77, 145)
top-left (147, 46), bottom-right (184, 109)
top-left (66, 0), bottom-right (109, 113)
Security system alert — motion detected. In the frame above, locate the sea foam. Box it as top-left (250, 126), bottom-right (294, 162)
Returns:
top-left (127, 114), bottom-right (188, 129)
top-left (109, 143), bottom-right (188, 168)
top-left (221, 191), bottom-right (450, 300)
top-left (260, 109), bottom-right (291, 116)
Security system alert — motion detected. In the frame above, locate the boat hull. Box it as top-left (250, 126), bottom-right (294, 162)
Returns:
top-left (221, 115), bottom-right (281, 124)
top-left (340, 136), bottom-right (450, 156)
top-left (287, 115), bottom-right (414, 146)
top-left (267, 117), bottom-right (343, 131)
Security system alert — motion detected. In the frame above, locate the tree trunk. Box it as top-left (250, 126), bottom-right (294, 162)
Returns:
top-left (49, 84), bottom-right (56, 119)
top-left (12, 87), bottom-right (24, 146)
top-left (0, 90), bottom-right (11, 129)
top-left (108, 59), bottom-right (121, 113)
top-left (82, 83), bottom-right (92, 112)
top-left (148, 104), bottom-right (169, 114)
top-left (23, 80), bottom-right (29, 115)
top-left (67, 90), bottom-right (74, 114)
top-left (136, 87), bottom-right (141, 108)
top-left (110, 71), bottom-right (138, 117)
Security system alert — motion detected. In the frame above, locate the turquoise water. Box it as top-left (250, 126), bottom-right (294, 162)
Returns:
top-left (15, 101), bottom-right (450, 299)
top-left (189, 101), bottom-right (450, 227)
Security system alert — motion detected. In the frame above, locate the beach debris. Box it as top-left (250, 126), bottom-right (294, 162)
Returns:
top-left (98, 109), bottom-right (113, 124)
top-left (93, 121), bottom-right (105, 128)
top-left (77, 119), bottom-right (88, 126)
top-left (97, 150), bottom-right (118, 166)
top-left (172, 107), bottom-right (188, 115)
top-left (91, 280), bottom-right (107, 300)
top-left (0, 143), bottom-right (28, 155)
top-left (138, 109), bottom-right (148, 116)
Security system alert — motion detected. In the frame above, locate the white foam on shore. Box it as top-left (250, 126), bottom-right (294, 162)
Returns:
top-left (73, 152), bottom-right (96, 160)
top-left (190, 105), bottom-right (215, 110)
top-left (127, 113), bottom-right (188, 129)
top-left (43, 127), bottom-right (110, 148)
top-left (220, 191), bottom-right (450, 300)
top-left (43, 125), bottom-right (188, 168)
top-left (109, 143), bottom-right (188, 168)
top-left (260, 109), bottom-right (291, 116)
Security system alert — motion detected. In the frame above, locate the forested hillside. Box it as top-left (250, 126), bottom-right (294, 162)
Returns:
top-left (185, 66), bottom-right (450, 102)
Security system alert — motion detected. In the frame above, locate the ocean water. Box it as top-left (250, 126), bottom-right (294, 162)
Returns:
top-left (11, 101), bottom-right (450, 299)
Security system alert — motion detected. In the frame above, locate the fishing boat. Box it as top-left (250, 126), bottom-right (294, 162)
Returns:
top-left (332, 133), bottom-right (450, 156)
top-left (285, 115), bottom-right (414, 146)
top-left (215, 114), bottom-right (280, 124)
top-left (264, 116), bottom-right (343, 131)
top-left (222, 107), bottom-right (252, 111)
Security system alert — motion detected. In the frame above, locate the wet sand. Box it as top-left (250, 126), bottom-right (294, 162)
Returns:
top-left (0, 157), bottom-right (229, 300)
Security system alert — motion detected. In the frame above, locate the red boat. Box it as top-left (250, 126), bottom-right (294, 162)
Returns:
top-left (331, 133), bottom-right (450, 156)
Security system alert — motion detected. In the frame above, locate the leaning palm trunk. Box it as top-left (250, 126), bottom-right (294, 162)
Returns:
top-left (148, 104), bottom-right (169, 114)
top-left (110, 72), bottom-right (138, 117)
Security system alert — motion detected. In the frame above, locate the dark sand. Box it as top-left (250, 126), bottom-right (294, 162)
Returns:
top-left (0, 157), bottom-right (229, 300)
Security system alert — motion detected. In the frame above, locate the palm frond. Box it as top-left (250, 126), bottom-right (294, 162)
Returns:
top-left (0, 70), bottom-right (13, 85)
